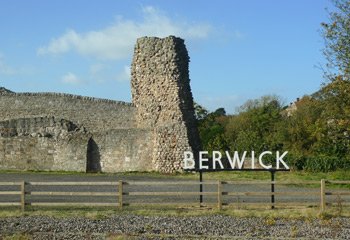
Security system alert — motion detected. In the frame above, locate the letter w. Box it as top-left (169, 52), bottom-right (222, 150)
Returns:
top-left (226, 151), bottom-right (246, 169)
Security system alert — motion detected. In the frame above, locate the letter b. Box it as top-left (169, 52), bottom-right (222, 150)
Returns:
top-left (183, 151), bottom-right (195, 169)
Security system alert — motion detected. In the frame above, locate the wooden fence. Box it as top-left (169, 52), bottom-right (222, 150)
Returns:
top-left (0, 180), bottom-right (349, 212)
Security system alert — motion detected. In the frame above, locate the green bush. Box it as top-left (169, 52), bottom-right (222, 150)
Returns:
top-left (284, 154), bottom-right (350, 172)
top-left (285, 154), bottom-right (306, 171)
top-left (304, 155), bottom-right (340, 172)
top-left (338, 157), bottom-right (350, 170)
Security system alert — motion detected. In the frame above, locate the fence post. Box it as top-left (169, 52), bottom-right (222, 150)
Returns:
top-left (199, 171), bottom-right (203, 207)
top-left (118, 180), bottom-right (123, 209)
top-left (217, 180), bottom-right (222, 210)
top-left (271, 171), bottom-right (275, 209)
top-left (20, 181), bottom-right (26, 212)
top-left (320, 179), bottom-right (326, 212)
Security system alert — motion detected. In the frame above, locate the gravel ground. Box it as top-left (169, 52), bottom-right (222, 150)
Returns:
top-left (0, 215), bottom-right (349, 239)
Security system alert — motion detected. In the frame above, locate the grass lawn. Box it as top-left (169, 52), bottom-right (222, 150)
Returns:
top-left (180, 170), bottom-right (350, 181)
top-left (0, 204), bottom-right (349, 219)
top-left (1, 169), bottom-right (348, 181)
top-left (101, 169), bottom-right (350, 183)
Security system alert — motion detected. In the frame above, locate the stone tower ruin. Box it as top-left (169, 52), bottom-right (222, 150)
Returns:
top-left (0, 36), bottom-right (200, 173)
top-left (131, 36), bottom-right (200, 172)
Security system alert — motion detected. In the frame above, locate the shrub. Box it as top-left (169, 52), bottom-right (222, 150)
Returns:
top-left (284, 153), bottom-right (306, 170)
top-left (304, 155), bottom-right (340, 172)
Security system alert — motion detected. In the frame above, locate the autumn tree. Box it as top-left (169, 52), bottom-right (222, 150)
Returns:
top-left (195, 104), bottom-right (229, 154)
top-left (226, 95), bottom-right (284, 153)
top-left (321, 0), bottom-right (350, 81)
top-left (313, 79), bottom-right (350, 159)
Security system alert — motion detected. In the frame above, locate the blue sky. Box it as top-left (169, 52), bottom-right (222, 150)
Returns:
top-left (0, 0), bottom-right (333, 113)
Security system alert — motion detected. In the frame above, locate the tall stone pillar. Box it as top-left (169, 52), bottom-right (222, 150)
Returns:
top-left (131, 36), bottom-right (200, 172)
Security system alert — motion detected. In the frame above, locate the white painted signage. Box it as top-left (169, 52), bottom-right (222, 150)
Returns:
top-left (183, 151), bottom-right (289, 170)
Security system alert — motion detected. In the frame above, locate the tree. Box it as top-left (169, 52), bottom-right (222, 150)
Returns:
top-left (197, 107), bottom-right (229, 154)
top-left (279, 96), bottom-right (322, 156)
top-left (280, 83), bottom-right (350, 170)
top-left (213, 108), bottom-right (226, 116)
top-left (321, 0), bottom-right (350, 81)
top-left (193, 102), bottom-right (208, 121)
top-left (313, 79), bottom-right (350, 158)
top-left (226, 95), bottom-right (284, 153)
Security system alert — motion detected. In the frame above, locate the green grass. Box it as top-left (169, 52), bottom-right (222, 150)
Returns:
top-left (197, 170), bottom-right (350, 182)
top-left (1, 233), bottom-right (32, 240)
top-left (1, 169), bottom-right (349, 189)
top-left (0, 169), bottom-right (349, 181)
top-left (0, 169), bottom-right (188, 178)
top-left (0, 204), bottom-right (349, 219)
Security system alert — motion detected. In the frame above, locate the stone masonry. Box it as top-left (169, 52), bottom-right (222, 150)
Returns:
top-left (0, 36), bottom-right (200, 173)
top-left (131, 36), bottom-right (200, 172)
top-left (0, 117), bottom-right (89, 171)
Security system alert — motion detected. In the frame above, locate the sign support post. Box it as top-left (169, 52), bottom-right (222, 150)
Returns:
top-left (271, 170), bottom-right (275, 209)
top-left (190, 168), bottom-right (289, 208)
top-left (199, 170), bottom-right (203, 207)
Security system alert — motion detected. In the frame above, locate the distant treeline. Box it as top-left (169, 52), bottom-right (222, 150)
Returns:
top-left (195, 79), bottom-right (350, 172)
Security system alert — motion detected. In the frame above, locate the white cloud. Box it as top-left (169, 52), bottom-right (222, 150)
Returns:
top-left (61, 72), bottom-right (84, 85)
top-left (116, 65), bottom-right (131, 82)
top-left (37, 6), bottom-right (212, 60)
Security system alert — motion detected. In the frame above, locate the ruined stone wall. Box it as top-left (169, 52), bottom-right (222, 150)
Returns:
top-left (0, 117), bottom-right (89, 171)
top-left (0, 35), bottom-right (201, 173)
top-left (92, 129), bottom-right (154, 172)
top-left (0, 115), bottom-right (155, 173)
top-left (131, 36), bottom-right (200, 172)
top-left (0, 92), bottom-right (136, 132)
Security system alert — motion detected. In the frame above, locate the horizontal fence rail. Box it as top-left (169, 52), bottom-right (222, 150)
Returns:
top-left (0, 180), bottom-right (349, 212)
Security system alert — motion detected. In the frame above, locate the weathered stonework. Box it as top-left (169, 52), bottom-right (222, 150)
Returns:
top-left (0, 91), bottom-right (135, 132)
top-left (0, 36), bottom-right (200, 173)
top-left (131, 36), bottom-right (200, 172)
top-left (0, 117), bottom-right (89, 171)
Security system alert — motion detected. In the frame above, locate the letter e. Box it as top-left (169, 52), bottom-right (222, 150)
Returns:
top-left (199, 151), bottom-right (209, 169)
